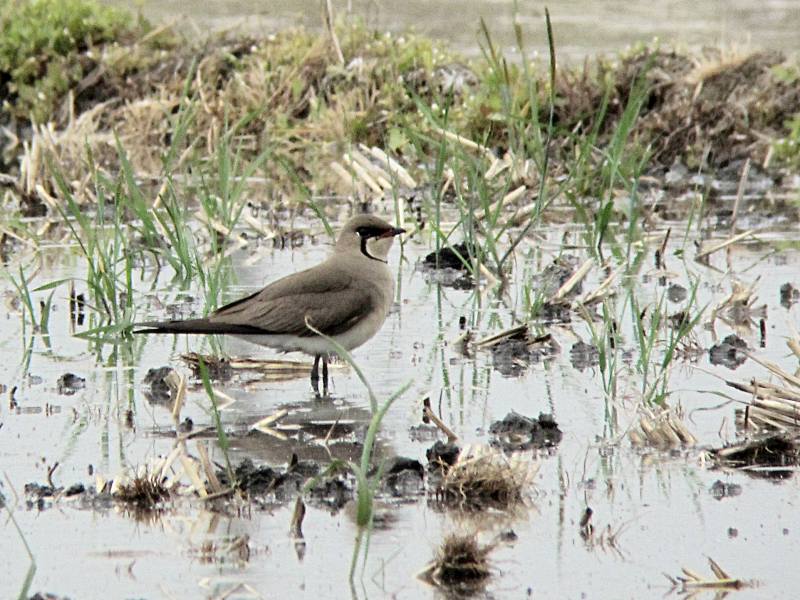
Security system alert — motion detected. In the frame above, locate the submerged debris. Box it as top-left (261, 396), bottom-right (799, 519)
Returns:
top-left (628, 406), bottom-right (697, 449)
top-left (666, 556), bottom-right (749, 593)
top-left (780, 282), bottom-right (799, 309)
top-left (569, 341), bottom-right (600, 370)
top-left (182, 353), bottom-right (234, 381)
top-left (112, 469), bottom-right (171, 510)
top-left (183, 352), bottom-right (321, 382)
top-left (419, 533), bottom-right (493, 592)
top-left (477, 327), bottom-right (559, 377)
top-left (187, 534), bottom-right (251, 565)
top-left (709, 334), bottom-right (748, 370)
top-left (709, 479), bottom-right (742, 500)
top-left (219, 458), bottom-right (278, 496)
top-left (540, 299), bottom-right (573, 323)
top-left (488, 412), bottom-right (562, 452)
top-left (142, 366), bottom-right (177, 404)
top-left (711, 434), bottom-right (800, 480)
top-left (56, 373), bottom-right (85, 395)
top-left (306, 475), bottom-right (353, 511)
top-left (381, 457), bottom-right (425, 497)
top-left (537, 255), bottom-right (583, 298)
top-left (726, 353), bottom-right (800, 435)
top-left (667, 283), bottom-right (688, 303)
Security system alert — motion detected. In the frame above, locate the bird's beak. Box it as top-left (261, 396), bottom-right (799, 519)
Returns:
top-left (379, 227), bottom-right (406, 239)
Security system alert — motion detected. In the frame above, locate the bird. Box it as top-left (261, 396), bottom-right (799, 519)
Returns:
top-left (135, 215), bottom-right (406, 395)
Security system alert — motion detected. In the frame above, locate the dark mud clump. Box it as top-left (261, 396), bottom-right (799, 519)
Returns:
top-left (489, 412), bottom-right (562, 452)
top-left (56, 373), bottom-right (85, 395)
top-left (539, 299), bottom-right (573, 324)
top-left (307, 475), bottom-right (353, 511)
top-left (569, 341), bottom-right (600, 370)
top-left (218, 457), bottom-right (353, 508)
top-left (220, 458), bottom-right (278, 496)
top-left (24, 482), bottom-right (59, 510)
top-left (780, 283), bottom-right (799, 309)
top-left (667, 283), bottom-right (688, 303)
top-left (381, 457), bottom-right (424, 496)
top-left (490, 332), bottom-right (560, 377)
top-left (421, 242), bottom-right (476, 289)
top-left (423, 242), bottom-right (474, 270)
top-left (669, 310), bottom-right (691, 329)
top-left (709, 334), bottom-right (748, 370)
top-left (537, 255), bottom-right (583, 298)
top-left (709, 479), bottom-right (742, 500)
top-left (65, 483), bottom-right (85, 497)
top-left (711, 434), bottom-right (800, 480)
top-left (143, 366), bottom-right (176, 404)
top-left (426, 441), bottom-right (461, 472)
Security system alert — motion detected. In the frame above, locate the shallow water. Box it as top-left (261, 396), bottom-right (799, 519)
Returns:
top-left (103, 0), bottom-right (800, 62)
top-left (2, 195), bottom-right (800, 598)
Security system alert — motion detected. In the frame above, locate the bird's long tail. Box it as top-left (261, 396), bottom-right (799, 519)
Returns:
top-left (134, 319), bottom-right (265, 335)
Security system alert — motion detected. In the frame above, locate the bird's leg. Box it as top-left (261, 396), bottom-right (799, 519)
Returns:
top-left (322, 355), bottom-right (329, 397)
top-left (311, 355), bottom-right (321, 396)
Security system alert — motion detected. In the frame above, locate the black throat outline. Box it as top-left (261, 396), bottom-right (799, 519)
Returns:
top-left (360, 236), bottom-right (387, 263)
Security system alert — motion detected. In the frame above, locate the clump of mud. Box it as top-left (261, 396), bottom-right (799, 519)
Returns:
top-left (219, 458), bottom-right (278, 496)
top-left (380, 456), bottom-right (425, 496)
top-left (569, 341), bottom-right (600, 370)
top-left (427, 441), bottom-right (461, 472)
top-left (709, 479), bottom-right (742, 500)
top-left (421, 242), bottom-right (476, 289)
top-left (709, 334), bottom-right (748, 370)
top-left (423, 242), bottom-right (474, 270)
top-left (217, 457), bottom-right (353, 509)
top-left (487, 330), bottom-right (560, 377)
top-left (56, 373), bottom-right (85, 395)
top-left (780, 283), bottom-right (799, 309)
top-left (142, 366), bottom-right (177, 404)
top-left (667, 284), bottom-right (688, 303)
top-left (489, 412), bottom-right (562, 452)
top-left (536, 255), bottom-right (583, 298)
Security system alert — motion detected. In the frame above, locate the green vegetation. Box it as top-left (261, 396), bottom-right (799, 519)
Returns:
top-left (0, 0), bottom-right (149, 123)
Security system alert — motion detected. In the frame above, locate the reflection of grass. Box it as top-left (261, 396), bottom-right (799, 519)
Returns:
top-left (419, 533), bottom-right (493, 592)
top-left (302, 321), bottom-right (411, 582)
top-left (197, 357), bottom-right (234, 485)
top-left (4, 500), bottom-right (37, 599)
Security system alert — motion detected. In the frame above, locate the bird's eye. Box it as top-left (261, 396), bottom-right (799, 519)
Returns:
top-left (356, 226), bottom-right (381, 238)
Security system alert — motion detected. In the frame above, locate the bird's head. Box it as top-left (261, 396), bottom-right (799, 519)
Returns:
top-left (337, 214), bottom-right (405, 262)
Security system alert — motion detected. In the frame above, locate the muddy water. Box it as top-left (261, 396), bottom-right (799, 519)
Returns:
top-left (2, 198), bottom-right (800, 598)
top-left (103, 0), bottom-right (800, 61)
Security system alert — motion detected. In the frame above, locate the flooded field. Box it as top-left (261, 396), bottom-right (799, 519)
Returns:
top-left (3, 1), bottom-right (800, 598)
top-left (103, 0), bottom-right (800, 62)
top-left (3, 188), bottom-right (800, 598)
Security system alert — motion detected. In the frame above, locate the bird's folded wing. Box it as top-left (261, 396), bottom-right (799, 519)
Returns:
top-left (210, 277), bottom-right (375, 337)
